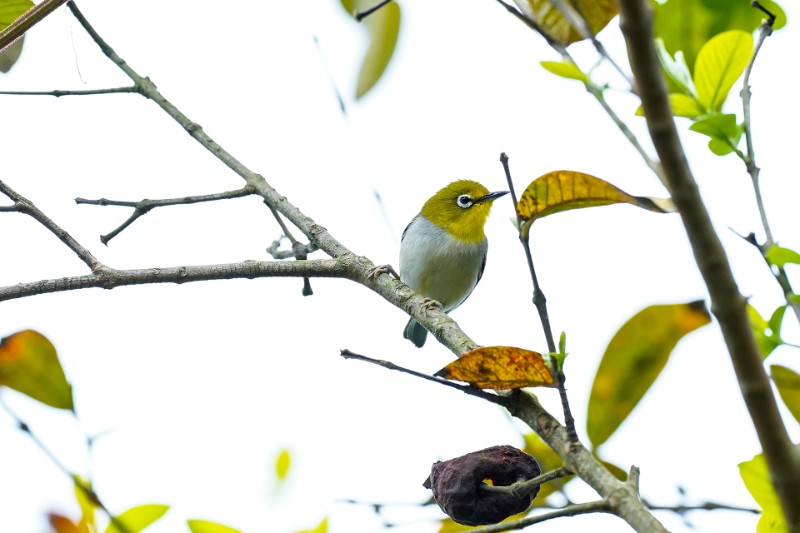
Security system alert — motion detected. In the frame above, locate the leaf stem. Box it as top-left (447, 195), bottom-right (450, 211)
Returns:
top-left (500, 153), bottom-right (578, 443)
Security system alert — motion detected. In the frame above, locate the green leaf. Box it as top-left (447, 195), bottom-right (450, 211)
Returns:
top-left (292, 517), bottom-right (328, 533)
top-left (275, 448), bottom-right (291, 482)
top-left (654, 0), bottom-right (785, 72)
top-left (340, 0), bottom-right (401, 100)
top-left (765, 246), bottom-right (800, 268)
top-left (0, 0), bottom-right (32, 29)
top-left (770, 365), bottom-right (800, 424)
top-left (668, 93), bottom-right (705, 118)
top-left (586, 301), bottom-right (711, 448)
top-left (0, 35), bottom-right (24, 73)
top-left (655, 38), bottom-right (696, 96)
top-left (540, 60), bottom-right (588, 82)
top-left (768, 306), bottom-right (787, 338)
top-left (740, 454), bottom-right (787, 531)
top-left (187, 519), bottom-right (243, 533)
top-left (104, 504), bottom-right (169, 533)
top-left (689, 113), bottom-right (743, 156)
top-left (0, 330), bottom-right (74, 410)
top-left (694, 30), bottom-right (753, 111)
top-left (746, 304), bottom-right (783, 359)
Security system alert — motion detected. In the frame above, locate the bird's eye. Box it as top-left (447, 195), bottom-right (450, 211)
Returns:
top-left (456, 194), bottom-right (473, 209)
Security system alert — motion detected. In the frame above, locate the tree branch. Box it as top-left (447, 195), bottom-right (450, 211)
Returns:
top-left (617, 0), bottom-right (800, 529)
top-left (0, 258), bottom-right (348, 303)
top-left (467, 500), bottom-right (612, 533)
top-left (75, 186), bottom-right (256, 244)
top-left (0, 86), bottom-right (139, 97)
top-left (0, 180), bottom-right (105, 272)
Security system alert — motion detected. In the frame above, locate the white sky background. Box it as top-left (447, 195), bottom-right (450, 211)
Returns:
top-left (0, 1), bottom-right (799, 532)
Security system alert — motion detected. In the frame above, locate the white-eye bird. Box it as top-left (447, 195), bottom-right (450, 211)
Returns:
top-left (399, 180), bottom-right (508, 347)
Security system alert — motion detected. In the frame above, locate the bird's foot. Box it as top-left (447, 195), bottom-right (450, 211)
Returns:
top-left (368, 264), bottom-right (400, 280)
top-left (420, 298), bottom-right (444, 311)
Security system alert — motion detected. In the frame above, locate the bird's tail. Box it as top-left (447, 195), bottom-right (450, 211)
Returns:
top-left (403, 318), bottom-right (428, 348)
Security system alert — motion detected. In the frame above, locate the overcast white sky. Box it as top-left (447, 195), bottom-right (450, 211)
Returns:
top-left (1, 1), bottom-right (799, 532)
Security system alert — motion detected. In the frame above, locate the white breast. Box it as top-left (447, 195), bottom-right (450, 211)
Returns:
top-left (399, 215), bottom-right (488, 312)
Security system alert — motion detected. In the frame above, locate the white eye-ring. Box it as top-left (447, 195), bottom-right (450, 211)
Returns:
top-left (456, 194), bottom-right (473, 209)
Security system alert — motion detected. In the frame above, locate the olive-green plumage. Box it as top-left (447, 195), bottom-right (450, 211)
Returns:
top-left (400, 180), bottom-right (507, 347)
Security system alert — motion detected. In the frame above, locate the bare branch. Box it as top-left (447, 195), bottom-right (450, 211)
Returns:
top-left (0, 258), bottom-right (347, 303)
top-left (0, 180), bottom-right (105, 272)
top-left (75, 186), bottom-right (256, 244)
top-left (467, 500), bottom-right (612, 533)
top-left (0, 86), bottom-right (139, 97)
top-left (500, 153), bottom-right (577, 442)
top-left (618, 0), bottom-right (800, 528)
top-left (340, 349), bottom-right (503, 404)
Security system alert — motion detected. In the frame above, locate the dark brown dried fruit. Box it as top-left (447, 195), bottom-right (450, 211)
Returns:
top-left (423, 445), bottom-right (541, 525)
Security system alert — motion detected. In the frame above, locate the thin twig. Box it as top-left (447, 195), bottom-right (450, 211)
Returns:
top-left (0, 86), bottom-right (139, 97)
top-left (740, 5), bottom-right (775, 246)
top-left (737, 4), bottom-right (800, 323)
top-left (646, 501), bottom-right (760, 515)
top-left (75, 186), bottom-right (256, 244)
top-left (264, 202), bottom-right (314, 295)
top-left (468, 500), bottom-right (612, 533)
top-left (340, 349), bottom-right (503, 404)
top-left (481, 467), bottom-right (572, 497)
top-left (0, 397), bottom-right (131, 533)
top-left (549, 0), bottom-right (632, 86)
top-left (0, 180), bottom-right (105, 271)
top-left (500, 153), bottom-right (578, 443)
top-left (0, 0), bottom-right (70, 52)
top-left (618, 0), bottom-right (800, 529)
top-left (493, 1), bottom-right (663, 183)
top-left (354, 0), bottom-right (394, 21)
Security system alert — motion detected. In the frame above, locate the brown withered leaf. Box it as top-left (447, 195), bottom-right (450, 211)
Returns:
top-left (436, 346), bottom-right (556, 389)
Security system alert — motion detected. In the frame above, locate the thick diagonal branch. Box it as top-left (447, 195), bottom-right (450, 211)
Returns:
top-left (618, 0), bottom-right (800, 528)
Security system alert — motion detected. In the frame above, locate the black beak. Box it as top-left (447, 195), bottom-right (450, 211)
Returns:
top-left (476, 190), bottom-right (509, 204)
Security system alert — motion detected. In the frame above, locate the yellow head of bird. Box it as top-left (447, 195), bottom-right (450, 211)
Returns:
top-left (420, 180), bottom-right (509, 243)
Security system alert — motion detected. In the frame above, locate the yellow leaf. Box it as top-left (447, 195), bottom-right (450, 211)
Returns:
top-left (668, 93), bottom-right (705, 118)
top-left (586, 302), bottom-right (710, 448)
top-left (515, 171), bottom-right (673, 239)
top-left (275, 448), bottom-right (291, 482)
top-left (694, 30), bottom-right (753, 111)
top-left (104, 504), bottom-right (169, 533)
top-left (770, 365), bottom-right (800, 425)
top-left (74, 476), bottom-right (97, 532)
top-left (0, 330), bottom-right (73, 410)
top-left (436, 346), bottom-right (556, 390)
top-left (292, 517), bottom-right (328, 533)
top-left (512, 0), bottom-right (618, 45)
top-left (740, 453), bottom-right (787, 532)
top-left (187, 519), bottom-right (243, 533)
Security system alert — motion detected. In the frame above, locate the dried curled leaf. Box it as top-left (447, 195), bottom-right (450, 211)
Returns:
top-left (436, 346), bottom-right (555, 389)
top-left (516, 171), bottom-right (673, 238)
